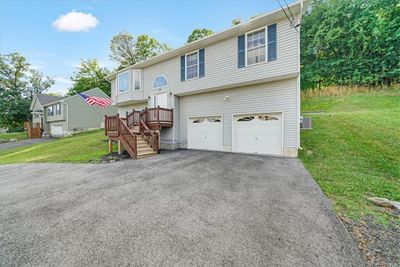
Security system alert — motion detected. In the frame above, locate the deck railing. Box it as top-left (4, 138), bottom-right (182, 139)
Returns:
top-left (126, 107), bottom-right (173, 128)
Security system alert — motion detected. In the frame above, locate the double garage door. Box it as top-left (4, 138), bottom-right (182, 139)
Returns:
top-left (187, 113), bottom-right (283, 156)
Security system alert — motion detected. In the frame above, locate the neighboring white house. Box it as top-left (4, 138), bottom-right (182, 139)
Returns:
top-left (106, 1), bottom-right (306, 157)
top-left (31, 88), bottom-right (117, 137)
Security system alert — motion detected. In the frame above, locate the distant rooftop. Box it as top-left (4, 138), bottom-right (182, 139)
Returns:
top-left (35, 94), bottom-right (65, 105)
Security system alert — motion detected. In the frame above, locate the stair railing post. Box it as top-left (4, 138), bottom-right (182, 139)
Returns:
top-left (145, 107), bottom-right (148, 123)
top-left (157, 105), bottom-right (160, 125)
top-left (104, 115), bottom-right (108, 136)
top-left (116, 113), bottom-right (120, 135)
top-left (134, 135), bottom-right (137, 159)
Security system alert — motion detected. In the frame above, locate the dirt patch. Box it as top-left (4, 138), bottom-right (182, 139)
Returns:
top-left (341, 216), bottom-right (400, 266)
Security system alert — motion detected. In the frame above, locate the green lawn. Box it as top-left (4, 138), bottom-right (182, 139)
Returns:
top-left (0, 130), bottom-right (112, 164)
top-left (299, 90), bottom-right (400, 224)
top-left (0, 132), bottom-right (27, 141)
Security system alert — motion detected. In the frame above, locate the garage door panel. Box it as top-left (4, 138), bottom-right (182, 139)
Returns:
top-left (188, 117), bottom-right (222, 151)
top-left (233, 113), bottom-right (282, 155)
top-left (51, 125), bottom-right (63, 137)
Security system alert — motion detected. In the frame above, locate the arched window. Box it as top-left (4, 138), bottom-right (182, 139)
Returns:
top-left (153, 75), bottom-right (168, 89)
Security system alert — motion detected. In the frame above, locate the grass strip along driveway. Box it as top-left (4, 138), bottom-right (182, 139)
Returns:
top-left (0, 130), bottom-right (110, 163)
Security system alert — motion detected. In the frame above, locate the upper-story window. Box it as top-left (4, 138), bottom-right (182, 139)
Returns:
top-left (153, 75), bottom-right (168, 89)
top-left (238, 24), bottom-right (276, 68)
top-left (247, 29), bottom-right (266, 65)
top-left (133, 70), bottom-right (141, 91)
top-left (186, 51), bottom-right (199, 80)
top-left (117, 71), bottom-right (129, 93)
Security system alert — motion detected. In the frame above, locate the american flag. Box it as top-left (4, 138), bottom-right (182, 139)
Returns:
top-left (78, 93), bottom-right (112, 108)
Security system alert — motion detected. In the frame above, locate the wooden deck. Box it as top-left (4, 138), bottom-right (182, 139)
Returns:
top-left (104, 107), bottom-right (173, 159)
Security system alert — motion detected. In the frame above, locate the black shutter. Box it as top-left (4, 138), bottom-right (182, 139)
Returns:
top-left (180, 55), bottom-right (186, 81)
top-left (238, 34), bottom-right (245, 68)
top-left (199, 49), bottom-right (205, 78)
top-left (238, 34), bottom-right (246, 68)
top-left (268, 24), bottom-right (277, 61)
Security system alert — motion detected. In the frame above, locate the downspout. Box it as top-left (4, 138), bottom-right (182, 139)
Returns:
top-left (65, 103), bottom-right (69, 136)
top-left (297, 0), bottom-right (305, 150)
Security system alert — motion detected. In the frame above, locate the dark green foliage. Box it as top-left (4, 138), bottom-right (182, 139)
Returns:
top-left (187, 28), bottom-right (214, 43)
top-left (301, 0), bottom-right (400, 89)
top-left (110, 32), bottom-right (171, 69)
top-left (0, 53), bottom-right (49, 129)
top-left (67, 59), bottom-right (111, 96)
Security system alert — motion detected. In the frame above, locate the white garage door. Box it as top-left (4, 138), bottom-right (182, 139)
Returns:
top-left (51, 125), bottom-right (63, 136)
top-left (188, 117), bottom-right (222, 151)
top-left (233, 113), bottom-right (283, 155)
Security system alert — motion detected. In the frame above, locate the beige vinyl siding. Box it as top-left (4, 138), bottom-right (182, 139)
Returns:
top-left (141, 18), bottom-right (298, 99)
top-left (179, 78), bottom-right (298, 150)
top-left (117, 102), bottom-right (147, 118)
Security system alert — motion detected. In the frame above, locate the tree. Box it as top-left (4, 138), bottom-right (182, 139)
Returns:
top-left (67, 59), bottom-right (111, 96)
top-left (301, 0), bottom-right (400, 89)
top-left (187, 28), bottom-right (214, 43)
top-left (110, 31), bottom-right (171, 69)
top-left (0, 53), bottom-right (31, 129)
top-left (231, 17), bottom-right (242, 26)
top-left (26, 69), bottom-right (55, 100)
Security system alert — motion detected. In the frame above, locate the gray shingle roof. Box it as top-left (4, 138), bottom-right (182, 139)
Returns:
top-left (36, 94), bottom-right (65, 105)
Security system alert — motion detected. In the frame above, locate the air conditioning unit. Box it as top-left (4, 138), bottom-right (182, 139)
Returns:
top-left (300, 116), bottom-right (312, 130)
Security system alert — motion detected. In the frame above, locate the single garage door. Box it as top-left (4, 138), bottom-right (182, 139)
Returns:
top-left (233, 113), bottom-right (283, 155)
top-left (188, 116), bottom-right (222, 151)
top-left (51, 125), bottom-right (63, 136)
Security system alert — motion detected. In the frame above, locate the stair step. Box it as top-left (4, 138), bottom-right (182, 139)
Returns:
top-left (137, 147), bottom-right (155, 153)
top-left (137, 143), bottom-right (150, 148)
top-left (137, 151), bottom-right (157, 159)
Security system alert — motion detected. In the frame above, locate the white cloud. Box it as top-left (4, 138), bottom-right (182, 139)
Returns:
top-left (52, 10), bottom-right (99, 32)
top-left (49, 76), bottom-right (74, 95)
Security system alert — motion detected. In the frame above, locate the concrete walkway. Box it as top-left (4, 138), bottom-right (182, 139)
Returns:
top-left (0, 138), bottom-right (55, 150)
top-left (0, 150), bottom-right (364, 266)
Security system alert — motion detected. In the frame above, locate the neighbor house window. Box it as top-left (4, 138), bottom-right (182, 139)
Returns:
top-left (117, 71), bottom-right (129, 93)
top-left (246, 29), bottom-right (266, 65)
top-left (48, 106), bottom-right (53, 116)
top-left (186, 51), bottom-right (198, 80)
top-left (133, 70), bottom-right (141, 91)
top-left (153, 75), bottom-right (168, 89)
top-left (56, 103), bottom-right (61, 115)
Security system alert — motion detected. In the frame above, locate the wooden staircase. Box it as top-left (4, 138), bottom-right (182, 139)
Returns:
top-left (104, 107), bottom-right (173, 160)
top-left (136, 135), bottom-right (157, 159)
top-left (24, 121), bottom-right (42, 139)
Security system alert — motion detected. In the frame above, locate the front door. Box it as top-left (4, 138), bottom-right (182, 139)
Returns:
top-left (151, 92), bottom-right (169, 108)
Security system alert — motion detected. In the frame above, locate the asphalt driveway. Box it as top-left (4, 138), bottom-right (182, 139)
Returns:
top-left (0, 150), bottom-right (363, 266)
top-left (0, 138), bottom-right (55, 150)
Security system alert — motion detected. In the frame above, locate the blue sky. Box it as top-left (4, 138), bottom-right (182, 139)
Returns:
top-left (0, 0), bottom-right (294, 95)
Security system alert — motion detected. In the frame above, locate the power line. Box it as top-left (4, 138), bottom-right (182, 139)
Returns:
top-left (284, 0), bottom-right (295, 21)
top-left (277, 0), bottom-right (299, 33)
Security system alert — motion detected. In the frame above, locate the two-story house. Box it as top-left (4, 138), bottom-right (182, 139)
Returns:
top-left (31, 88), bottom-right (116, 137)
top-left (105, 1), bottom-right (305, 158)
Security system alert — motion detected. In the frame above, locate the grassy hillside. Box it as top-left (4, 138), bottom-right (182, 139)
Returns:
top-left (300, 90), bottom-right (400, 224)
top-left (0, 130), bottom-right (111, 164)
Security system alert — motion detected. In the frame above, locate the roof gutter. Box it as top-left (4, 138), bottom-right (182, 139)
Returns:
top-left (105, 0), bottom-right (304, 80)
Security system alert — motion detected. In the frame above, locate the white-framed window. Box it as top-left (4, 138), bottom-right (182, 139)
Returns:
top-left (153, 75), bottom-right (168, 89)
top-left (246, 28), bottom-right (266, 66)
top-left (186, 51), bottom-right (199, 80)
top-left (48, 106), bottom-right (53, 116)
top-left (56, 103), bottom-right (61, 115)
top-left (133, 69), bottom-right (141, 91)
top-left (117, 71), bottom-right (129, 93)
